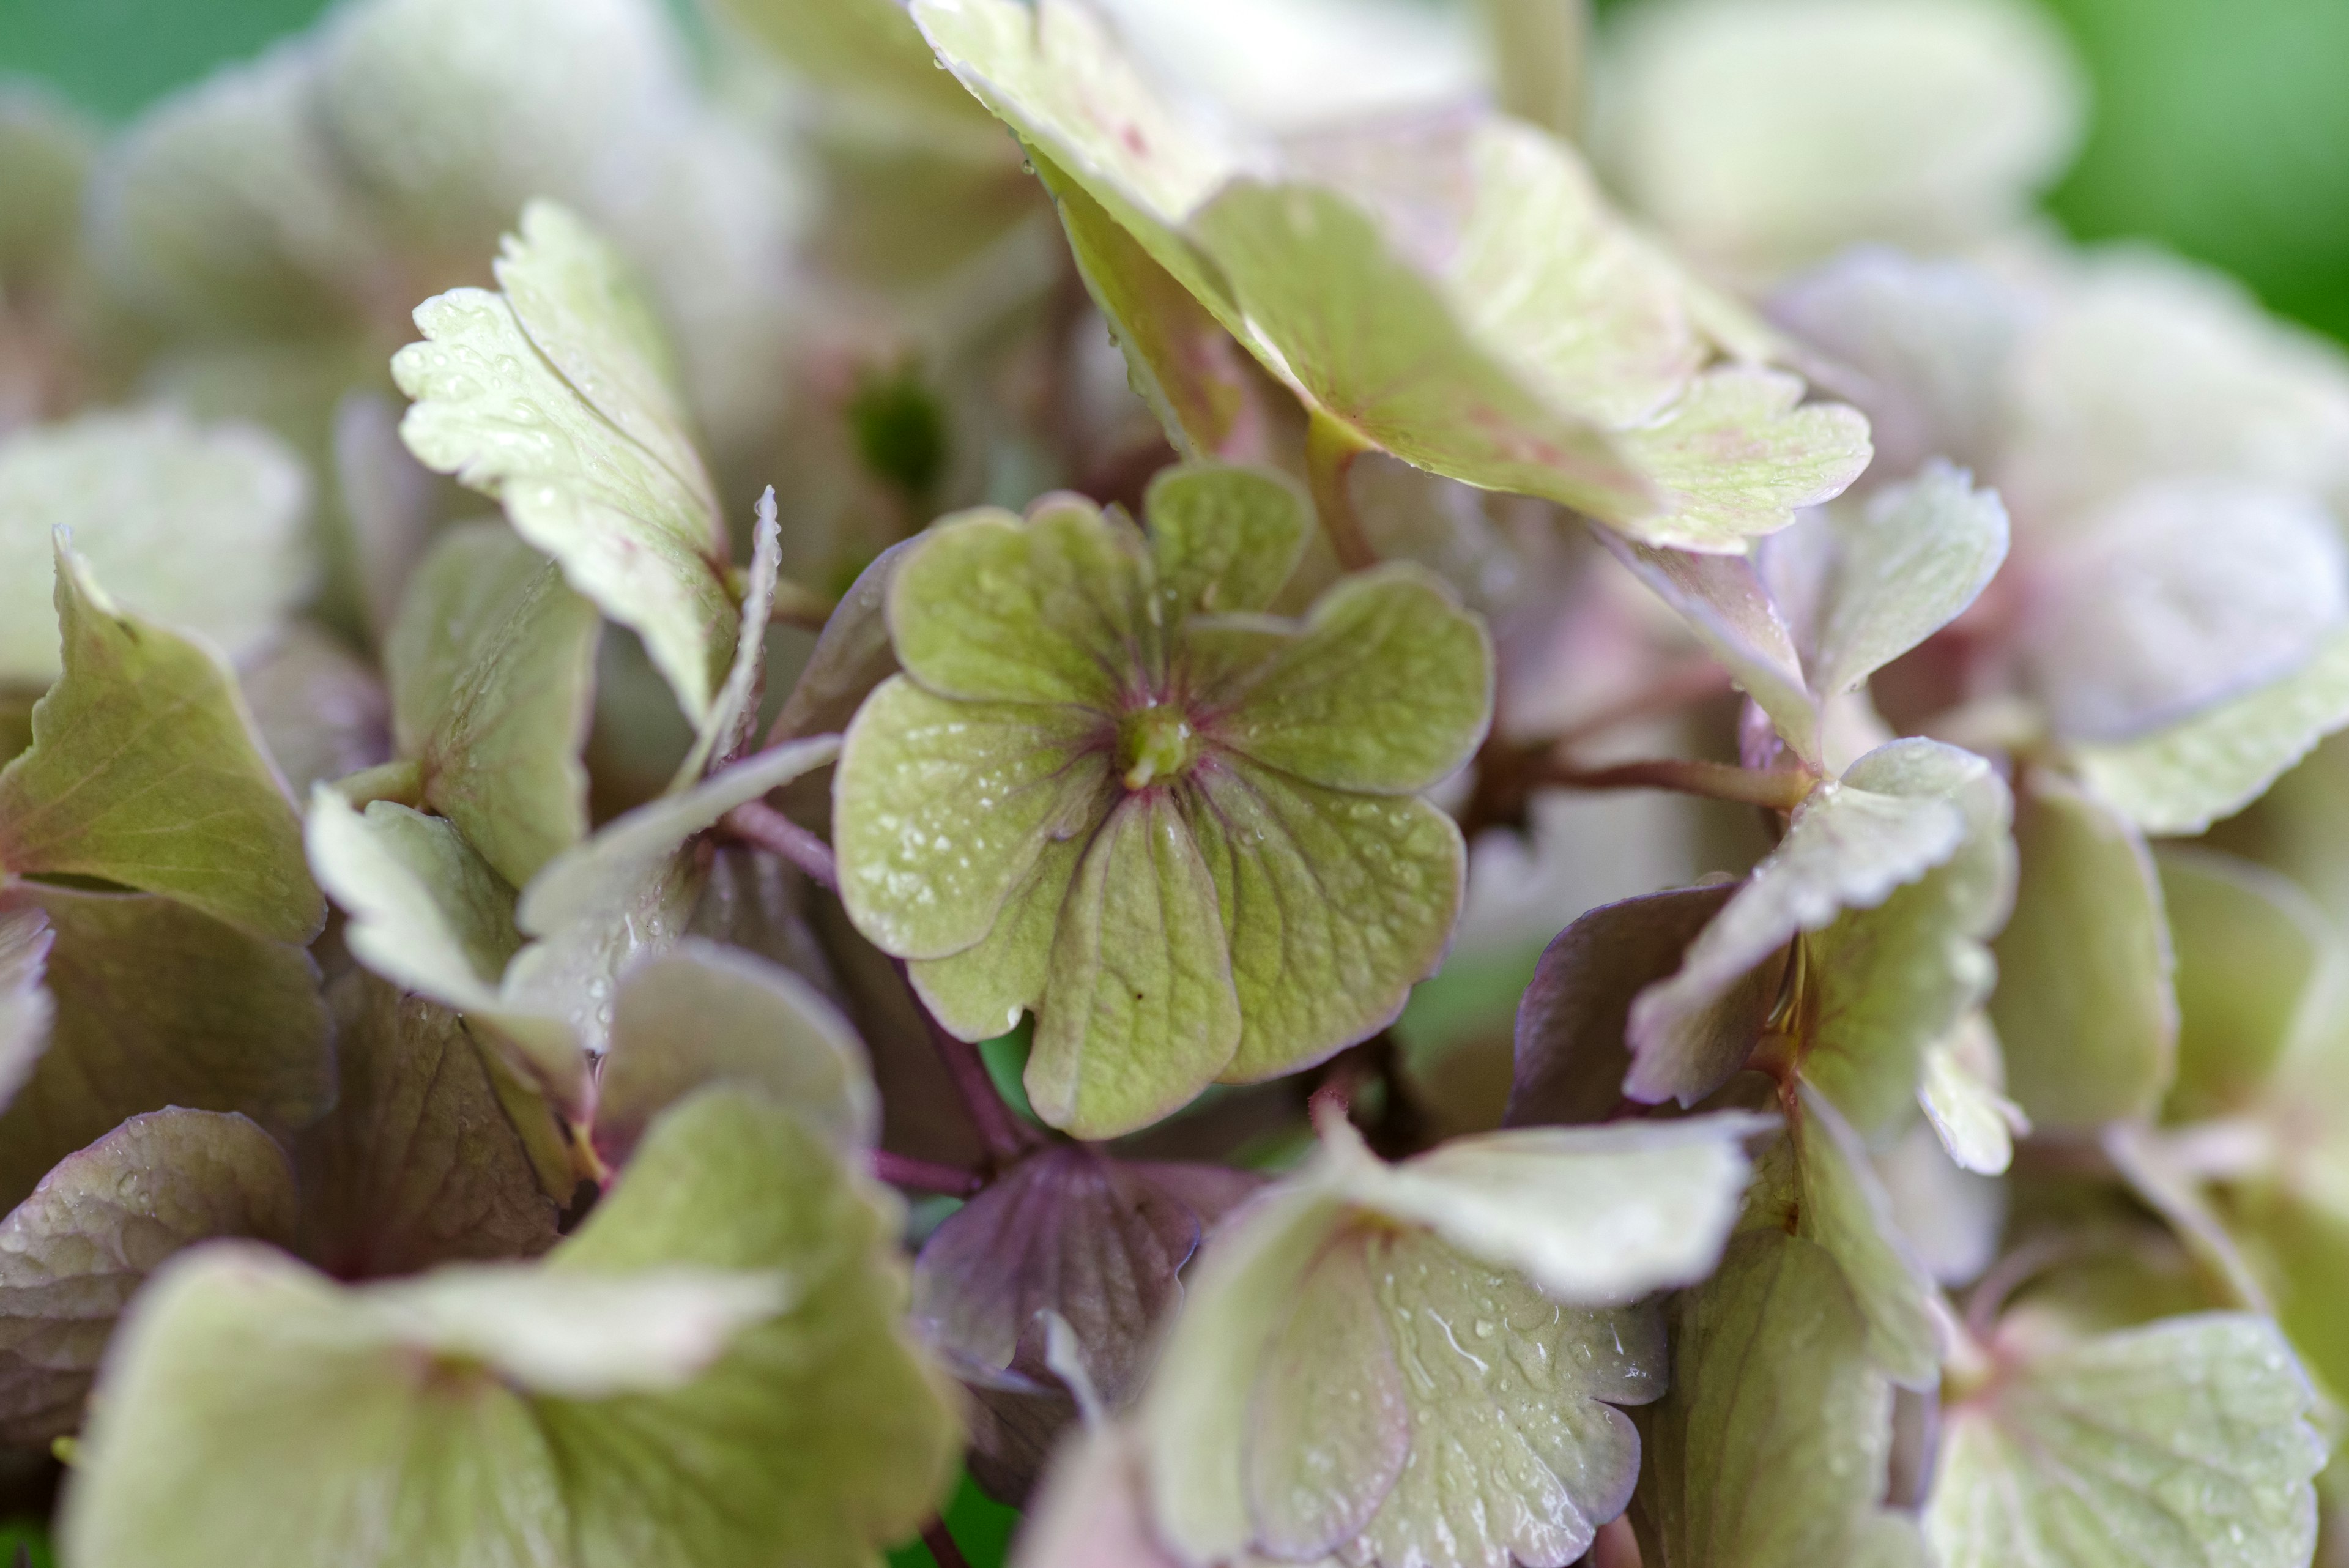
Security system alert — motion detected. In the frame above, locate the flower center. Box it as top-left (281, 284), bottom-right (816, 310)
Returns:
top-left (1117, 703), bottom-right (1198, 790)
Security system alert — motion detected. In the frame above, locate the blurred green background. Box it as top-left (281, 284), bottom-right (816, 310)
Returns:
top-left (6, 0), bottom-right (2348, 340)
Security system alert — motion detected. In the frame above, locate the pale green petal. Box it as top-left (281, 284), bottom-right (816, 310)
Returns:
top-left (1609, 367), bottom-right (1873, 553)
top-left (835, 675), bottom-right (1110, 960)
top-left (1189, 178), bottom-right (1652, 521)
top-left (888, 501), bottom-right (1152, 707)
top-left (63, 1090), bottom-right (959, 1568)
top-left (387, 522), bottom-right (599, 891)
top-left (505, 737), bottom-right (844, 1054)
top-left (1244, 1227), bottom-right (1407, 1558)
top-left (2159, 848), bottom-right (2334, 1122)
top-left (2023, 480), bottom-right (2348, 744)
top-left (305, 790), bottom-right (588, 1118)
top-left (1768, 249), bottom-right (2025, 478)
top-left (0, 908), bottom-right (53, 1112)
top-left (547, 1090), bottom-right (962, 1565)
top-left (1750, 1086), bottom-right (1940, 1388)
top-left (1601, 532), bottom-right (1819, 765)
top-left (1926, 1314), bottom-right (2325, 1568)
top-left (907, 832), bottom-right (1083, 1040)
top-left (1630, 765), bottom-right (1969, 1105)
top-left (1443, 121), bottom-right (1701, 428)
top-left (1809, 461), bottom-right (2009, 697)
top-left (1027, 790), bottom-right (1241, 1137)
top-left (85, 46), bottom-right (378, 336)
top-left (1802, 738), bottom-right (2014, 1135)
top-left (768, 537), bottom-right (915, 745)
top-left (392, 204), bottom-right (734, 724)
top-left (0, 1109), bottom-right (295, 1444)
top-left (1042, 153), bottom-right (1262, 464)
top-left (314, 0), bottom-right (699, 262)
top-left (297, 973), bottom-right (560, 1279)
top-left (1326, 1110), bottom-right (1771, 1304)
top-left (1144, 463), bottom-right (1309, 619)
top-left (1996, 251), bottom-right (2349, 526)
top-left (672, 489), bottom-right (782, 786)
top-left (1918, 1014), bottom-right (2028, 1176)
top-left (304, 792), bottom-right (520, 1007)
top-left (1186, 759), bottom-right (1463, 1082)
top-left (1346, 1231), bottom-right (1661, 1568)
top-left (2072, 626), bottom-right (2349, 837)
top-left (595, 939), bottom-right (877, 1167)
top-left (0, 545), bottom-right (321, 945)
top-left (913, 0), bottom-right (1242, 262)
top-left (0, 886), bottom-right (330, 1210)
top-left (1634, 1230), bottom-right (1923, 1568)
top-left (0, 409), bottom-right (314, 683)
top-left (239, 624), bottom-right (395, 797)
top-left (1199, 565), bottom-right (1492, 793)
top-left (719, 0), bottom-right (1004, 147)
top-left (1145, 1186), bottom-right (1352, 1565)
top-left (1592, 0), bottom-right (2083, 277)
top-left (1990, 773), bottom-right (2176, 1129)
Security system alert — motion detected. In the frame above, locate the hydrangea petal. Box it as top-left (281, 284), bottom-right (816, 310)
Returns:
top-left (1601, 532), bottom-right (1818, 766)
top-left (595, 940), bottom-right (877, 1168)
top-left (1609, 367), bottom-right (1873, 554)
top-left (1189, 178), bottom-right (1652, 522)
top-left (1026, 790), bottom-right (1241, 1137)
top-left (1633, 1230), bottom-right (1928, 1568)
top-left (0, 1109), bottom-right (296, 1445)
top-left (1329, 1112), bottom-right (1772, 1304)
top-left (1507, 883), bottom-right (1740, 1128)
top-left (888, 502), bottom-right (1154, 708)
top-left (0, 545), bottom-right (321, 945)
top-left (297, 974), bottom-right (560, 1279)
top-left (1593, 0), bottom-right (2083, 278)
top-left (1989, 773), bottom-right (2176, 1130)
top-left (2159, 848), bottom-right (2331, 1122)
top-left (1186, 758), bottom-right (1464, 1082)
top-left (1144, 463), bottom-right (1309, 620)
top-left (0, 409), bottom-right (314, 684)
top-left (0, 886), bottom-right (330, 1211)
top-left (1197, 565), bottom-right (1491, 793)
top-left (392, 203), bottom-right (735, 724)
top-left (1748, 1087), bottom-right (1940, 1388)
top-left (2071, 625), bottom-right (2349, 836)
top-left (62, 1090), bottom-right (959, 1568)
top-left (1802, 738), bottom-right (2014, 1135)
top-left (1917, 1014), bottom-right (2028, 1176)
top-left (1346, 1231), bottom-right (1661, 1568)
top-left (1629, 756), bottom-right (1970, 1105)
top-left (1808, 461), bottom-right (2010, 699)
top-left (835, 675), bottom-right (1110, 961)
top-left (2024, 479), bottom-right (2348, 743)
top-left (387, 523), bottom-right (599, 892)
top-left (1925, 1315), bottom-right (2325, 1568)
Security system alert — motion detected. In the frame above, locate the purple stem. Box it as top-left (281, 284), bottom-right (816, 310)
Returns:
top-left (722, 800), bottom-right (839, 890)
top-left (870, 1149), bottom-right (985, 1198)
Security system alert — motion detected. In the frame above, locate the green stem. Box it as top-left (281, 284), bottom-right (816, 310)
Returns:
top-left (1305, 409), bottom-right (1379, 571)
top-left (331, 757), bottom-right (424, 809)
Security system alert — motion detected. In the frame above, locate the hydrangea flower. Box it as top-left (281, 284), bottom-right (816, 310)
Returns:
top-left (835, 463), bottom-right (1492, 1137)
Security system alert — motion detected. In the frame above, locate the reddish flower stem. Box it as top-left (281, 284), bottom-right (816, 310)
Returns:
top-left (921, 1518), bottom-right (973, 1568)
top-left (1545, 757), bottom-right (1817, 812)
top-left (869, 1149), bottom-right (985, 1198)
top-left (894, 960), bottom-right (1038, 1167)
top-left (721, 800), bottom-right (839, 891)
top-left (1305, 409), bottom-right (1378, 571)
